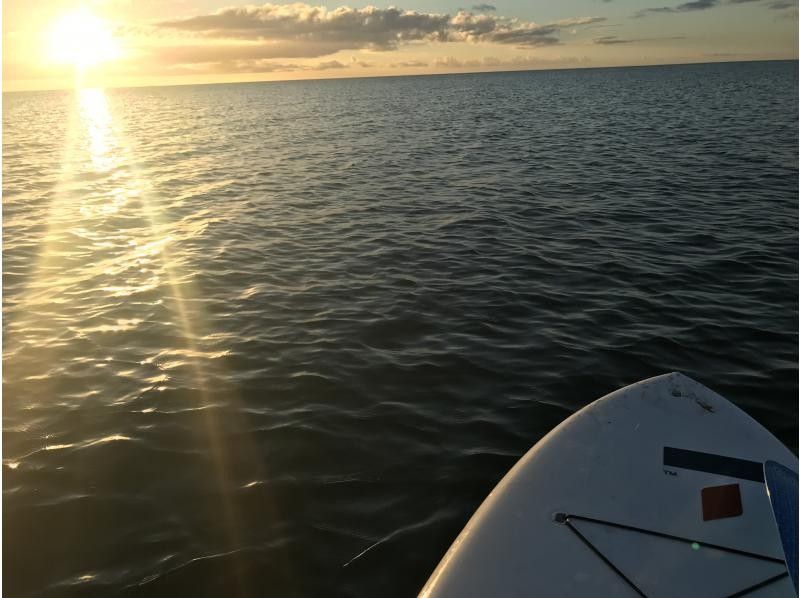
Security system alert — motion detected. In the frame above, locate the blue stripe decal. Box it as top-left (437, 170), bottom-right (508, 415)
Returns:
top-left (663, 447), bottom-right (764, 483)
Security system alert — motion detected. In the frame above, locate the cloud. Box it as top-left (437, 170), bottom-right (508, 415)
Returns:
top-left (432, 54), bottom-right (591, 69)
top-left (145, 41), bottom-right (348, 64)
top-left (158, 5), bottom-right (451, 48)
top-left (349, 56), bottom-right (373, 67)
top-left (676, 0), bottom-right (718, 8)
top-left (725, 0), bottom-right (798, 16)
top-left (433, 56), bottom-right (474, 67)
top-left (445, 14), bottom-right (603, 47)
top-left (315, 60), bottom-right (346, 70)
top-left (594, 36), bottom-right (636, 44)
top-left (448, 13), bottom-right (605, 46)
top-left (634, 0), bottom-right (718, 17)
top-left (635, 0), bottom-right (799, 16)
top-left (448, 12), bottom-right (561, 46)
top-left (143, 57), bottom-right (367, 76)
top-left (155, 4), bottom-right (606, 68)
top-left (472, 3), bottom-right (496, 11)
top-left (550, 16), bottom-right (608, 27)
top-left (594, 35), bottom-right (686, 44)
top-left (727, 0), bottom-right (794, 4)
top-left (390, 60), bottom-right (429, 67)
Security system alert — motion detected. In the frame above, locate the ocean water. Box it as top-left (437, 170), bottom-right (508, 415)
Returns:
top-left (3, 60), bottom-right (797, 597)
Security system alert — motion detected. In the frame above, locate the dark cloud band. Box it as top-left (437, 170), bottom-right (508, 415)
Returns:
top-left (156, 4), bottom-right (606, 61)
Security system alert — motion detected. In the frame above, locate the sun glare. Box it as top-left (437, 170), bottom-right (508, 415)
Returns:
top-left (47, 9), bottom-right (121, 70)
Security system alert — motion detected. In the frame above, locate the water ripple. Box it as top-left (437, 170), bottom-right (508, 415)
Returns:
top-left (3, 62), bottom-right (798, 597)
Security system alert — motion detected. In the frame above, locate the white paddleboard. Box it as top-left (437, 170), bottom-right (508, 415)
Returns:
top-left (421, 372), bottom-right (797, 597)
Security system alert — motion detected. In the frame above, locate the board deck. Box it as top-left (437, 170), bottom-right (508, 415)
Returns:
top-left (421, 372), bottom-right (797, 597)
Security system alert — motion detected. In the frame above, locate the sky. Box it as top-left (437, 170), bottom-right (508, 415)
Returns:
top-left (3, 0), bottom-right (798, 91)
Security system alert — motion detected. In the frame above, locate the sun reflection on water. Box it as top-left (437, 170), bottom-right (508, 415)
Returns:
top-left (79, 89), bottom-right (115, 172)
top-left (5, 87), bottom-right (272, 595)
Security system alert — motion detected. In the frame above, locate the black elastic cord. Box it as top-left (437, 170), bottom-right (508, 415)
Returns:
top-left (726, 572), bottom-right (790, 598)
top-left (567, 514), bottom-right (785, 564)
top-left (563, 519), bottom-right (647, 597)
top-left (556, 512), bottom-right (790, 598)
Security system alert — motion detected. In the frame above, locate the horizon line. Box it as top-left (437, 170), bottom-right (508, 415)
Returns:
top-left (4, 57), bottom-right (797, 95)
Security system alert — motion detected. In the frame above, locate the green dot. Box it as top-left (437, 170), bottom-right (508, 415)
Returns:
top-left (691, 542), bottom-right (700, 551)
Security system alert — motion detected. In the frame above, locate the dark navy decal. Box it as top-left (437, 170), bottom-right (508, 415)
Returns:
top-left (663, 447), bottom-right (764, 483)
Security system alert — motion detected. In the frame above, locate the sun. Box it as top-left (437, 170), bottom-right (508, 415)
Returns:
top-left (47, 8), bottom-right (122, 70)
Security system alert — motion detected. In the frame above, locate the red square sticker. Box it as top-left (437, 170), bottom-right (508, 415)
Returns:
top-left (701, 483), bottom-right (743, 521)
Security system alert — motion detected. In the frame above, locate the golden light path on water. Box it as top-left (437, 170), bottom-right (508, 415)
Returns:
top-left (8, 87), bottom-right (277, 594)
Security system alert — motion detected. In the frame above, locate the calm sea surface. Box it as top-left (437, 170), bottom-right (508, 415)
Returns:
top-left (3, 60), bottom-right (798, 597)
